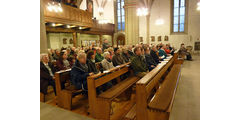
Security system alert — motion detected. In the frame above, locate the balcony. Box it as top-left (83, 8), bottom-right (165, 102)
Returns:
top-left (43, 0), bottom-right (93, 28)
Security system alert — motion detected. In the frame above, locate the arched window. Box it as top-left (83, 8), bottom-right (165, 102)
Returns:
top-left (117, 0), bottom-right (125, 31)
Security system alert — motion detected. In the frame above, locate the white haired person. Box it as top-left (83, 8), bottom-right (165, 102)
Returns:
top-left (40, 54), bottom-right (57, 96)
top-left (70, 52), bottom-right (94, 91)
top-left (101, 52), bottom-right (114, 70)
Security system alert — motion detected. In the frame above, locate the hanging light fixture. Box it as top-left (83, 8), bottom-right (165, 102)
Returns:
top-left (197, 1), bottom-right (200, 11)
top-left (137, 8), bottom-right (149, 16)
top-left (47, 0), bottom-right (63, 13)
top-left (155, 18), bottom-right (164, 25)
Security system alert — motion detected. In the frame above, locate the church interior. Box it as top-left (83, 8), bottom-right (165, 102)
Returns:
top-left (40, 0), bottom-right (200, 120)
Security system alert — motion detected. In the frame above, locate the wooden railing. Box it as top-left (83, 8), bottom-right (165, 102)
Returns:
top-left (43, 0), bottom-right (93, 27)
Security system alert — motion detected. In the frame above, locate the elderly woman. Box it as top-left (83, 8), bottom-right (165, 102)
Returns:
top-left (40, 54), bottom-right (56, 96)
top-left (70, 52), bottom-right (94, 90)
top-left (56, 51), bottom-right (72, 71)
top-left (101, 52), bottom-right (114, 70)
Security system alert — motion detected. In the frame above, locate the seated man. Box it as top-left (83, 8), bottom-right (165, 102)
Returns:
top-left (95, 48), bottom-right (104, 62)
top-left (121, 47), bottom-right (130, 63)
top-left (112, 47), bottom-right (125, 66)
top-left (150, 45), bottom-right (160, 63)
top-left (131, 47), bottom-right (149, 78)
top-left (40, 54), bottom-right (57, 95)
top-left (179, 43), bottom-right (192, 60)
top-left (101, 52), bottom-right (114, 70)
top-left (145, 47), bottom-right (157, 71)
top-left (127, 45), bottom-right (134, 57)
top-left (71, 52), bottom-right (94, 91)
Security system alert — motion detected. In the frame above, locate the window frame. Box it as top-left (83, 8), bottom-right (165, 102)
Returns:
top-left (170, 0), bottom-right (188, 35)
top-left (116, 0), bottom-right (125, 31)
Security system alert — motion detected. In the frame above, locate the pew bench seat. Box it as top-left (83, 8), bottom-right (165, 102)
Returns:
top-left (98, 76), bottom-right (139, 99)
top-left (147, 64), bottom-right (181, 119)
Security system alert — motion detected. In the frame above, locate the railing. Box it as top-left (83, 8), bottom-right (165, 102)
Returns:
top-left (43, 0), bottom-right (93, 27)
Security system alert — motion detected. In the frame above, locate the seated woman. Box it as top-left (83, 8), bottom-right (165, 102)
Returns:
top-left (56, 51), bottom-right (72, 71)
top-left (70, 52), bottom-right (94, 91)
top-left (158, 45), bottom-right (168, 60)
top-left (86, 50), bottom-right (99, 74)
top-left (101, 52), bottom-right (114, 70)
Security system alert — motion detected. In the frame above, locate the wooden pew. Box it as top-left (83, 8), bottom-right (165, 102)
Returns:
top-left (87, 62), bottom-right (140, 120)
top-left (147, 64), bottom-right (181, 120)
top-left (54, 69), bottom-right (83, 110)
top-left (136, 53), bottom-right (180, 120)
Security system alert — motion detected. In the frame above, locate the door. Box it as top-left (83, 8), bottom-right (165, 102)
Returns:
top-left (117, 35), bottom-right (125, 47)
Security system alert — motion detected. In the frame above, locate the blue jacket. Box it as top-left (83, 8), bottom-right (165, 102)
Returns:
top-left (70, 60), bottom-right (89, 90)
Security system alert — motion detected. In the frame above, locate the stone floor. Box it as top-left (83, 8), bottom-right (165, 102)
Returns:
top-left (169, 54), bottom-right (200, 120)
top-left (40, 102), bottom-right (94, 120)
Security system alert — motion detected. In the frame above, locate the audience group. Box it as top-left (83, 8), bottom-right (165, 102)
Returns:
top-left (40, 39), bottom-right (192, 95)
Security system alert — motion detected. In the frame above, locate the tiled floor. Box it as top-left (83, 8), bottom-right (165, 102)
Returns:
top-left (169, 54), bottom-right (200, 120)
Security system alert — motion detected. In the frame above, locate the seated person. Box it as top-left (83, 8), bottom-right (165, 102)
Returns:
top-left (145, 47), bottom-right (157, 71)
top-left (87, 50), bottom-right (99, 74)
top-left (127, 45), bottom-right (134, 57)
top-left (150, 45), bottom-right (160, 63)
top-left (158, 45), bottom-right (168, 59)
top-left (56, 51), bottom-right (72, 71)
top-left (101, 52), bottom-right (114, 70)
top-left (95, 48), bottom-right (104, 62)
top-left (40, 54), bottom-right (57, 95)
top-left (121, 47), bottom-right (130, 63)
top-left (71, 52), bottom-right (94, 90)
top-left (107, 47), bottom-right (114, 60)
top-left (112, 47), bottom-right (125, 66)
top-left (53, 49), bottom-right (60, 60)
top-left (179, 43), bottom-right (192, 60)
top-left (167, 43), bottom-right (175, 55)
top-left (131, 47), bottom-right (149, 78)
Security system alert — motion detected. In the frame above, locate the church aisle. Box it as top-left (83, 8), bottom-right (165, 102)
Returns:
top-left (40, 102), bottom-right (94, 120)
top-left (170, 54), bottom-right (200, 120)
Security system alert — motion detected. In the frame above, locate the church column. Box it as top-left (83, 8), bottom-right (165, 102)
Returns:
top-left (146, 14), bottom-right (150, 44)
top-left (72, 32), bottom-right (77, 47)
top-left (40, 0), bottom-right (48, 53)
top-left (125, 0), bottom-right (139, 45)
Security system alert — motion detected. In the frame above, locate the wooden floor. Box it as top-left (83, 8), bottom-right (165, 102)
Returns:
top-left (43, 88), bottom-right (136, 120)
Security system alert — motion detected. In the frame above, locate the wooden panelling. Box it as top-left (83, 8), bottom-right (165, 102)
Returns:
top-left (43, 0), bottom-right (93, 27)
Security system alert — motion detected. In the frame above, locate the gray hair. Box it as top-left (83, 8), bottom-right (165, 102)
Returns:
top-left (77, 52), bottom-right (86, 59)
top-left (103, 52), bottom-right (110, 58)
top-left (40, 53), bottom-right (48, 61)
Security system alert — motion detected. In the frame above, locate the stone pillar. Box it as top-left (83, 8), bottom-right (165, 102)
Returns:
top-left (146, 14), bottom-right (150, 44)
top-left (40, 0), bottom-right (48, 53)
top-left (72, 32), bottom-right (77, 47)
top-left (125, 0), bottom-right (139, 45)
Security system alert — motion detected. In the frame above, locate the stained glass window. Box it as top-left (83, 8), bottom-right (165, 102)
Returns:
top-left (173, 0), bottom-right (186, 33)
top-left (117, 0), bottom-right (125, 31)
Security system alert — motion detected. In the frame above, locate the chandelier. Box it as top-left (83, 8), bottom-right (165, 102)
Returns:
top-left (197, 2), bottom-right (200, 11)
top-left (47, 1), bottom-right (63, 13)
top-left (137, 8), bottom-right (148, 16)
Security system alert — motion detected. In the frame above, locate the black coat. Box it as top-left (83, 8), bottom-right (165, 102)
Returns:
top-left (87, 59), bottom-right (99, 74)
top-left (40, 62), bottom-right (56, 94)
top-left (70, 60), bottom-right (89, 90)
top-left (150, 50), bottom-right (160, 64)
top-left (128, 50), bottom-right (134, 57)
top-left (145, 54), bottom-right (157, 71)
